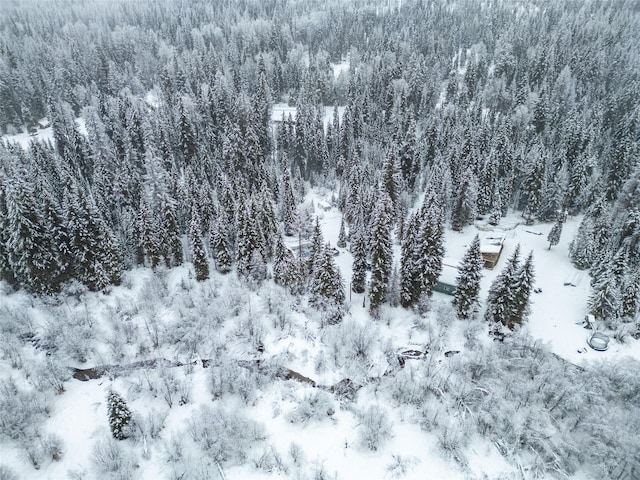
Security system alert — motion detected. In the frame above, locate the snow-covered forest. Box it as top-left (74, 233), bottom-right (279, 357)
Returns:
top-left (0, 0), bottom-right (639, 478)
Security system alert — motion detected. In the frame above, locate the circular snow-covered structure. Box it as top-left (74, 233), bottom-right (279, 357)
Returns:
top-left (587, 332), bottom-right (610, 351)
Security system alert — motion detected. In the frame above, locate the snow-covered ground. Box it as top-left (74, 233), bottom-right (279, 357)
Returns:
top-left (307, 188), bottom-right (639, 365)
top-left (0, 187), bottom-right (637, 480)
top-left (2, 118), bottom-right (87, 150)
top-left (271, 104), bottom-right (346, 131)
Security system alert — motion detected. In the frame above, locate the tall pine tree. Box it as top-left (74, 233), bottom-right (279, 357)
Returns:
top-left (369, 192), bottom-right (393, 314)
top-left (453, 235), bottom-right (483, 320)
top-left (189, 209), bottom-right (209, 282)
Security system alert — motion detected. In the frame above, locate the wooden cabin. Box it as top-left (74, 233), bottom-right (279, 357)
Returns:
top-left (480, 234), bottom-right (505, 269)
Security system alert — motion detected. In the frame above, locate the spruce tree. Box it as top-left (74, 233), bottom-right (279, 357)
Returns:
top-left (0, 176), bottom-right (15, 285)
top-left (247, 249), bottom-right (267, 284)
top-left (369, 193), bottom-right (393, 314)
top-left (451, 167), bottom-right (479, 232)
top-left (189, 210), bottom-right (209, 282)
top-left (273, 233), bottom-right (300, 292)
top-left (621, 270), bottom-right (640, 320)
top-left (485, 245), bottom-right (521, 329)
top-left (160, 193), bottom-right (183, 267)
top-left (308, 217), bottom-right (324, 276)
top-left (453, 235), bottom-right (483, 320)
top-left (236, 200), bottom-right (261, 280)
top-left (520, 153), bottom-right (546, 224)
top-left (257, 188), bottom-right (278, 261)
top-left (138, 197), bottom-right (161, 268)
top-left (400, 213), bottom-right (420, 308)
top-left (337, 216), bottom-right (347, 248)
top-left (310, 244), bottom-right (345, 324)
top-left (41, 190), bottom-right (72, 290)
top-left (5, 176), bottom-right (53, 293)
top-left (569, 215), bottom-right (595, 269)
top-left (512, 251), bottom-right (536, 325)
top-left (210, 220), bottom-right (232, 274)
top-left (107, 390), bottom-right (132, 440)
top-left (281, 169), bottom-right (297, 236)
top-left (65, 185), bottom-right (122, 291)
top-left (588, 273), bottom-right (621, 321)
top-left (178, 99), bottom-right (197, 165)
top-left (382, 149), bottom-right (401, 216)
top-left (547, 218), bottom-right (564, 250)
top-left (350, 222), bottom-right (368, 294)
top-left (416, 193), bottom-right (445, 299)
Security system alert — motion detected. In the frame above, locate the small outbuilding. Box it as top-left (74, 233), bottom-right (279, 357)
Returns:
top-left (434, 263), bottom-right (459, 296)
top-left (480, 233), bottom-right (505, 269)
top-left (37, 117), bottom-right (50, 129)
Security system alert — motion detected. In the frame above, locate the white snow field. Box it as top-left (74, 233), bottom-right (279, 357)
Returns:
top-left (0, 188), bottom-right (637, 480)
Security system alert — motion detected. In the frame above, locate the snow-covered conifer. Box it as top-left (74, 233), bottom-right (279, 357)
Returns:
top-left (416, 192), bottom-right (445, 299)
top-left (160, 193), bottom-right (183, 267)
top-left (400, 213), bottom-right (420, 308)
top-left (547, 218), bottom-right (564, 250)
top-left (485, 244), bottom-right (521, 328)
top-left (107, 390), bottom-right (132, 440)
top-left (512, 251), bottom-right (535, 325)
top-left (337, 216), bottom-right (347, 248)
top-left (281, 169), bottom-right (297, 236)
top-left (350, 222), bottom-right (368, 294)
top-left (588, 273), bottom-right (621, 321)
top-left (369, 191), bottom-right (393, 314)
top-left (189, 210), bottom-right (209, 282)
top-left (210, 220), bottom-right (232, 274)
top-left (451, 167), bottom-right (478, 232)
top-left (273, 233), bottom-right (300, 292)
top-left (310, 244), bottom-right (345, 324)
top-left (453, 235), bottom-right (483, 320)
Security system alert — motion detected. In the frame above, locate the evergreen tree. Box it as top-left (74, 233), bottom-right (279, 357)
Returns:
top-left (520, 151), bottom-right (546, 224)
top-left (387, 263), bottom-right (401, 308)
top-left (41, 189), bottom-right (72, 289)
top-left (189, 210), bottom-right (209, 282)
top-left (453, 235), bottom-right (483, 320)
top-left (310, 244), bottom-right (345, 324)
top-left (65, 185), bottom-right (122, 291)
top-left (273, 233), bottom-right (300, 292)
top-left (308, 217), bottom-right (324, 276)
top-left (210, 219), bottom-right (232, 274)
top-left (512, 251), bottom-right (536, 325)
top-left (247, 249), bottom-right (267, 284)
top-left (569, 215), bottom-right (596, 270)
top-left (256, 188), bottom-right (278, 260)
top-left (107, 390), bottom-right (132, 440)
top-left (138, 197), bottom-right (161, 268)
top-left (0, 176), bottom-right (15, 285)
top-left (236, 200), bottom-right (261, 280)
top-left (337, 216), bottom-right (347, 249)
top-left (5, 176), bottom-right (54, 293)
top-left (382, 148), bottom-right (402, 216)
top-left (621, 270), bottom-right (640, 320)
top-left (369, 192), bottom-right (393, 314)
top-left (400, 213), bottom-right (421, 308)
top-left (451, 167), bottom-right (479, 232)
top-left (178, 99), bottom-right (197, 165)
top-left (485, 245), bottom-right (521, 329)
top-left (547, 218), bottom-right (564, 250)
top-left (160, 193), bottom-right (183, 267)
top-left (280, 169), bottom-right (297, 236)
top-left (588, 274), bottom-right (621, 322)
top-left (350, 222), bottom-right (368, 294)
top-left (416, 193), bottom-right (445, 299)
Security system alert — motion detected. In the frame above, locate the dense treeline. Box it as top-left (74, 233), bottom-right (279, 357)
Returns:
top-left (0, 0), bottom-right (638, 325)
